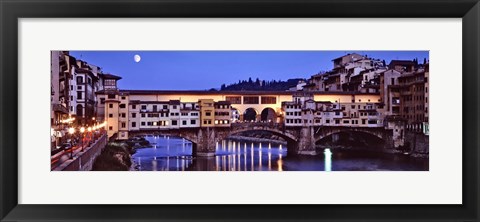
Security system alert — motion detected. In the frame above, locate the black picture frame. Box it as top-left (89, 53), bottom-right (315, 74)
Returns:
top-left (1, 0), bottom-right (479, 221)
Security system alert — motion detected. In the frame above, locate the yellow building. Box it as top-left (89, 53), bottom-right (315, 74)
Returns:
top-left (199, 99), bottom-right (215, 127)
top-left (104, 92), bottom-right (121, 138)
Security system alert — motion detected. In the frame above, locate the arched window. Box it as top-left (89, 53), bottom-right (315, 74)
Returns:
top-left (76, 104), bottom-right (83, 117)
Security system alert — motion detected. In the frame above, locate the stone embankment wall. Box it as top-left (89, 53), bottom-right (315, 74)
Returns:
top-left (405, 131), bottom-right (429, 155)
top-left (56, 134), bottom-right (108, 171)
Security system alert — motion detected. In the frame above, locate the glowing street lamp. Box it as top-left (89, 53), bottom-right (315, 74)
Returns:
top-left (87, 127), bottom-right (92, 143)
top-left (68, 127), bottom-right (75, 159)
top-left (80, 127), bottom-right (85, 152)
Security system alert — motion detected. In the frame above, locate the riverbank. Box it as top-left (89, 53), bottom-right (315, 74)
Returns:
top-left (91, 142), bottom-right (134, 171)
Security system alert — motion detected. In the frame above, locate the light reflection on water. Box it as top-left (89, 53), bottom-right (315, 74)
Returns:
top-left (131, 135), bottom-right (428, 171)
top-left (132, 135), bottom-right (289, 171)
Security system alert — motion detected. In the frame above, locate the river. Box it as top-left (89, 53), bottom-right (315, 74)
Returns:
top-left (131, 135), bottom-right (428, 171)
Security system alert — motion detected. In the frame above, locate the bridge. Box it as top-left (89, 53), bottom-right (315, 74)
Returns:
top-left (129, 121), bottom-right (405, 156)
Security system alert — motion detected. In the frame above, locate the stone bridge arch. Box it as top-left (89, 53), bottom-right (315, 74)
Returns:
top-left (314, 126), bottom-right (394, 149)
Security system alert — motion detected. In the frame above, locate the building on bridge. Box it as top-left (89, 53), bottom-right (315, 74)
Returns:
top-left (282, 92), bottom-right (384, 128)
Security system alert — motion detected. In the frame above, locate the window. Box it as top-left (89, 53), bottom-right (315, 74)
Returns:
top-left (121, 122), bottom-right (126, 128)
top-left (108, 94), bottom-right (115, 99)
top-left (173, 105), bottom-right (177, 109)
top-left (392, 97), bottom-right (400, 104)
top-left (141, 113), bottom-right (145, 118)
top-left (141, 122), bottom-right (145, 126)
top-left (132, 113), bottom-right (136, 118)
top-left (108, 114), bottom-right (113, 118)
top-left (153, 105), bottom-right (157, 111)
top-left (76, 76), bottom-right (83, 84)
top-left (172, 120), bottom-right (178, 125)
top-left (77, 86), bottom-right (82, 90)
top-left (205, 112), bottom-right (211, 116)
top-left (100, 98), bottom-right (105, 104)
top-left (182, 120), bottom-right (187, 125)
top-left (141, 105), bottom-right (147, 110)
top-left (121, 96), bottom-right (126, 100)
top-left (261, 96), bottom-right (276, 104)
top-left (70, 96), bottom-right (73, 101)
top-left (109, 104), bottom-right (113, 108)
top-left (163, 105), bottom-right (168, 109)
top-left (121, 113), bottom-right (126, 118)
top-left (88, 78), bottom-right (92, 84)
top-left (226, 96), bottom-right (241, 104)
top-left (77, 92), bottom-right (82, 100)
top-left (70, 85), bottom-right (73, 90)
top-left (191, 120), bottom-right (196, 125)
top-left (243, 96), bottom-right (259, 104)
top-left (119, 104), bottom-right (126, 109)
top-left (109, 126), bottom-right (113, 130)
top-left (132, 122), bottom-right (136, 127)
top-left (181, 113), bottom-right (188, 116)
top-left (104, 79), bottom-right (116, 86)
top-left (132, 105), bottom-right (136, 109)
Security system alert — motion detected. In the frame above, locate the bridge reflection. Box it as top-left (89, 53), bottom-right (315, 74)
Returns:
top-left (132, 136), bottom-right (289, 171)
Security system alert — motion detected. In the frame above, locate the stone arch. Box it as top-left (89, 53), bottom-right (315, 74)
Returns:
top-left (226, 128), bottom-right (297, 143)
top-left (315, 128), bottom-right (386, 144)
top-left (260, 107), bottom-right (276, 122)
top-left (243, 108), bottom-right (258, 122)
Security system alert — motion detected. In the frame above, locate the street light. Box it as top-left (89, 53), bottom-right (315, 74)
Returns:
top-left (87, 127), bottom-right (92, 144)
top-left (68, 127), bottom-right (75, 159)
top-left (80, 127), bottom-right (85, 152)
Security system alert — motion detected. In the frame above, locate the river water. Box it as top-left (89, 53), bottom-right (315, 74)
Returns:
top-left (131, 135), bottom-right (428, 171)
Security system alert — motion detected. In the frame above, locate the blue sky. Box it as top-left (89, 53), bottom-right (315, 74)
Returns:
top-left (69, 51), bottom-right (429, 90)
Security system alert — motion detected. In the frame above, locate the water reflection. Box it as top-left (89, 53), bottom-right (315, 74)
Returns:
top-left (131, 136), bottom-right (428, 171)
top-left (324, 148), bottom-right (332, 171)
top-left (132, 136), bottom-right (287, 171)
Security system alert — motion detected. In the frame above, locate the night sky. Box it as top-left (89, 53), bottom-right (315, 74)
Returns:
top-left (69, 51), bottom-right (429, 90)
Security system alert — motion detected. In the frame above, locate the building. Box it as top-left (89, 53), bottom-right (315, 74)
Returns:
top-left (214, 101), bottom-right (232, 127)
top-left (304, 53), bottom-right (386, 93)
top-left (96, 73), bottom-right (122, 123)
top-left (380, 61), bottom-right (429, 133)
top-left (282, 92), bottom-right (383, 128)
top-left (199, 99), bottom-right (215, 127)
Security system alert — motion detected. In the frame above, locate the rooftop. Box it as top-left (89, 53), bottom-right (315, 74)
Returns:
top-left (100, 73), bottom-right (122, 80)
top-left (116, 89), bottom-right (379, 96)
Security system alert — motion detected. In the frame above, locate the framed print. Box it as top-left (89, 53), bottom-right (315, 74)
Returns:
top-left (1, 0), bottom-right (479, 221)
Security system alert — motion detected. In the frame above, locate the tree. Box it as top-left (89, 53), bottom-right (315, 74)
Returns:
top-left (220, 84), bottom-right (226, 90)
top-left (423, 58), bottom-right (427, 64)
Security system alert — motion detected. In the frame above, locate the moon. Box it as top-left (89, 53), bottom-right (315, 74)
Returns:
top-left (134, 54), bottom-right (141, 63)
